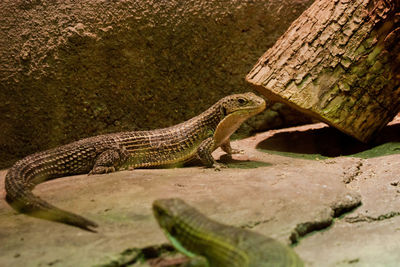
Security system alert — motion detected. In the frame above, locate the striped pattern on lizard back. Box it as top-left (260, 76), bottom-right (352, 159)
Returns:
top-left (117, 104), bottom-right (222, 168)
top-left (5, 92), bottom-right (266, 231)
top-left (153, 198), bottom-right (304, 267)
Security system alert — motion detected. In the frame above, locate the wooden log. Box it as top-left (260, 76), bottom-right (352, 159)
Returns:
top-left (246, 0), bottom-right (400, 142)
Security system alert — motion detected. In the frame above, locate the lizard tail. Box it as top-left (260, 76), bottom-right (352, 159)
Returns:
top-left (5, 172), bottom-right (98, 232)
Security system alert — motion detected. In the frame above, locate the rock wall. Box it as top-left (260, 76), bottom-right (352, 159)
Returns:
top-left (0, 0), bottom-right (314, 168)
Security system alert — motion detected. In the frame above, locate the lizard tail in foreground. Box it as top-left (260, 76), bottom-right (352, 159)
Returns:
top-left (5, 92), bottom-right (266, 231)
top-left (153, 198), bottom-right (304, 267)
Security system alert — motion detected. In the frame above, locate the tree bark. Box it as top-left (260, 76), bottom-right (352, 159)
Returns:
top-left (246, 0), bottom-right (400, 142)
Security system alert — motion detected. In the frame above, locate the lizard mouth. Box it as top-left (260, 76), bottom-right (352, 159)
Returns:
top-left (252, 100), bottom-right (267, 113)
top-left (236, 100), bottom-right (266, 116)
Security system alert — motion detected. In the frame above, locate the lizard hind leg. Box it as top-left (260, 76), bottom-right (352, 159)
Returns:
top-left (89, 147), bottom-right (129, 175)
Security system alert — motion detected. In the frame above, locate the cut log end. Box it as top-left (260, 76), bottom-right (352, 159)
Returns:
top-left (247, 0), bottom-right (400, 142)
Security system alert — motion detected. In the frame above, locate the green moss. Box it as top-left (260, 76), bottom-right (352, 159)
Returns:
top-left (367, 45), bottom-right (383, 64)
top-left (340, 57), bottom-right (352, 68)
top-left (257, 148), bottom-right (329, 160)
top-left (226, 160), bottom-right (272, 169)
top-left (257, 142), bottom-right (400, 161)
top-left (297, 74), bottom-right (311, 89)
top-left (354, 43), bottom-right (366, 57)
top-left (351, 142), bottom-right (400, 159)
top-left (370, 60), bottom-right (383, 74)
top-left (321, 94), bottom-right (344, 117)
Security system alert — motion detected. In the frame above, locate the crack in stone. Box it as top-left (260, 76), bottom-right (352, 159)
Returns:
top-left (239, 218), bottom-right (274, 229)
top-left (290, 191), bottom-right (362, 245)
top-left (345, 211), bottom-right (400, 223)
top-left (94, 244), bottom-right (180, 267)
top-left (96, 192), bottom-right (363, 264)
top-left (330, 191), bottom-right (362, 217)
top-left (336, 258), bottom-right (360, 265)
top-left (289, 210), bottom-right (333, 245)
top-left (343, 160), bottom-right (364, 184)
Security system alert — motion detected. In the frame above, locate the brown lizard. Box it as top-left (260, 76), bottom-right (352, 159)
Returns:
top-left (5, 92), bottom-right (266, 231)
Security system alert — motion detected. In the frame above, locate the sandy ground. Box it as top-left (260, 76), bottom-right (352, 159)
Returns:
top-left (1, 118), bottom-right (400, 267)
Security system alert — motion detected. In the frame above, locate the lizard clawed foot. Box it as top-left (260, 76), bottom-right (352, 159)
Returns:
top-left (213, 162), bottom-right (227, 171)
top-left (89, 166), bottom-right (116, 175)
top-left (229, 148), bottom-right (244, 155)
top-left (118, 166), bottom-right (135, 171)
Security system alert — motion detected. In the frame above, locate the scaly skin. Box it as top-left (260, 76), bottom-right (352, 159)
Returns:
top-left (153, 198), bottom-right (304, 267)
top-left (5, 92), bottom-right (266, 231)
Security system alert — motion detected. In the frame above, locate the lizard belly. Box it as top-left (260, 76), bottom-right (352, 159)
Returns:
top-left (123, 142), bottom-right (201, 168)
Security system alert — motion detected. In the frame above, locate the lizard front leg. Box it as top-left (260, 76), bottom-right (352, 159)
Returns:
top-left (164, 231), bottom-right (210, 267)
top-left (89, 147), bottom-right (129, 175)
top-left (197, 137), bottom-right (226, 170)
top-left (220, 139), bottom-right (244, 155)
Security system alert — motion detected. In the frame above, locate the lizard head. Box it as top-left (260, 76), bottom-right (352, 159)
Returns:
top-left (152, 198), bottom-right (189, 233)
top-left (218, 92), bottom-right (266, 118)
top-left (213, 92), bottom-right (266, 147)
top-left (153, 198), bottom-right (204, 257)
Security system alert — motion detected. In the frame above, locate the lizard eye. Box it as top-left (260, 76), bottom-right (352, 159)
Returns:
top-left (238, 98), bottom-right (247, 105)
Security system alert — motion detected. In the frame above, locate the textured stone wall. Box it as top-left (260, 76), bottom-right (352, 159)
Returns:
top-left (0, 0), bottom-right (314, 168)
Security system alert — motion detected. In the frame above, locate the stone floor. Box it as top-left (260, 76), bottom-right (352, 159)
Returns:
top-left (1, 118), bottom-right (399, 267)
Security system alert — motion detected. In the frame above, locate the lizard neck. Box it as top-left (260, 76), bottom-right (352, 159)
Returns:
top-left (182, 102), bottom-right (224, 136)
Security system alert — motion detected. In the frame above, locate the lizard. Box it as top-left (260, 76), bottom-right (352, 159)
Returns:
top-left (5, 92), bottom-right (266, 231)
top-left (153, 198), bottom-right (304, 267)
